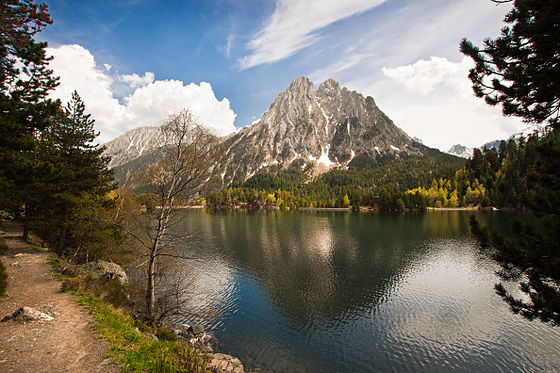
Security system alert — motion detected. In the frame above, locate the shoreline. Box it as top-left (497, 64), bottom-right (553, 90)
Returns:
top-left (181, 205), bottom-right (508, 213)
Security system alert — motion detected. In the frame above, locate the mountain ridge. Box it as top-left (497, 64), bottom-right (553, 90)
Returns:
top-left (104, 77), bottom-right (444, 186)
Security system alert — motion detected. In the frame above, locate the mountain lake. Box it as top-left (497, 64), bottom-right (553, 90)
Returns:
top-left (170, 210), bottom-right (560, 372)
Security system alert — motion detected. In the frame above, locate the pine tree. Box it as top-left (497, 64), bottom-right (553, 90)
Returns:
top-left (0, 0), bottom-right (59, 211)
top-left (460, 0), bottom-right (560, 129)
top-left (464, 0), bottom-right (560, 325)
top-left (34, 91), bottom-right (114, 255)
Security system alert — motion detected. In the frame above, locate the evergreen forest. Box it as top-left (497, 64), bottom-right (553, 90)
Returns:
top-left (205, 129), bottom-right (554, 212)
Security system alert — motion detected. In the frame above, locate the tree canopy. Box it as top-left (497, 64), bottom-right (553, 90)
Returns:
top-left (0, 0), bottom-right (59, 210)
top-left (460, 0), bottom-right (560, 128)
top-left (463, 0), bottom-right (560, 325)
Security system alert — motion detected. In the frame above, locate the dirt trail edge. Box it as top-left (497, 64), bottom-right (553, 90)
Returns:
top-left (0, 221), bottom-right (118, 373)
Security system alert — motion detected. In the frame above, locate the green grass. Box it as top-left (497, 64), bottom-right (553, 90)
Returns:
top-left (28, 243), bottom-right (48, 252)
top-left (47, 256), bottom-right (71, 282)
top-left (77, 295), bottom-right (209, 372)
top-left (47, 252), bottom-right (208, 372)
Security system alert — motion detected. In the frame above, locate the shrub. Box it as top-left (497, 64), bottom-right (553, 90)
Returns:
top-left (99, 278), bottom-right (128, 308)
top-left (155, 342), bottom-right (209, 373)
top-left (155, 326), bottom-right (177, 342)
top-left (78, 295), bottom-right (209, 372)
top-left (61, 276), bottom-right (86, 293)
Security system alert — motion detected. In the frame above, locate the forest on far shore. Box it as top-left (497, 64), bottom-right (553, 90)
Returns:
top-left (204, 129), bottom-right (553, 211)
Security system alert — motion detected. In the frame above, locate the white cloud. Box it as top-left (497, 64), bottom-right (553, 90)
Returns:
top-left (377, 56), bottom-right (523, 150)
top-left (46, 44), bottom-right (236, 143)
top-left (310, 53), bottom-right (368, 83)
top-left (225, 34), bottom-right (234, 58)
top-left (305, 0), bottom-right (522, 150)
top-left (239, 0), bottom-right (387, 69)
top-left (381, 57), bottom-right (473, 95)
top-left (119, 71), bottom-right (155, 88)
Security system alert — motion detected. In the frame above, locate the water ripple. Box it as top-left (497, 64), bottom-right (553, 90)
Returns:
top-left (172, 210), bottom-right (560, 373)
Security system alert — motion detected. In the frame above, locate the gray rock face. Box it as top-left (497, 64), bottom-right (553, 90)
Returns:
top-left (219, 76), bottom-right (423, 183)
top-left (104, 77), bottom-right (428, 185)
top-left (103, 126), bottom-right (166, 169)
top-left (79, 260), bottom-right (128, 285)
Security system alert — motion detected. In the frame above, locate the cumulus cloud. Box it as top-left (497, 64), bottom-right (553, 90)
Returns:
top-left (119, 71), bottom-right (155, 88)
top-left (239, 0), bottom-right (387, 69)
top-left (46, 44), bottom-right (236, 143)
top-left (381, 57), bottom-right (473, 95)
top-left (377, 56), bottom-right (523, 150)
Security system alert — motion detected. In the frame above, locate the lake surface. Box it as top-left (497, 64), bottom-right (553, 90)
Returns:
top-left (173, 210), bottom-right (560, 372)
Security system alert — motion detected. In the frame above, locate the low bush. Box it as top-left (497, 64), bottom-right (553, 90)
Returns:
top-left (61, 276), bottom-right (87, 293)
top-left (155, 326), bottom-right (178, 342)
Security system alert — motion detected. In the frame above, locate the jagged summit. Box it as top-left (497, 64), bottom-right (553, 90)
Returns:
top-left (104, 76), bottom-right (430, 185)
top-left (218, 76), bottom-right (425, 182)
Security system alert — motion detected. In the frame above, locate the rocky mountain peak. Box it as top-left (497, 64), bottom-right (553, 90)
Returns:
top-left (103, 126), bottom-right (164, 168)
top-left (218, 76), bottom-right (425, 183)
top-left (317, 78), bottom-right (341, 96)
top-left (105, 76), bottom-right (432, 186)
top-left (287, 76), bottom-right (314, 92)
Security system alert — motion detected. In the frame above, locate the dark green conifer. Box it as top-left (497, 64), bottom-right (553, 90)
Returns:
top-left (464, 0), bottom-right (560, 325)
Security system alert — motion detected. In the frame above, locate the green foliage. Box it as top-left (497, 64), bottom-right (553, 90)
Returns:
top-left (460, 0), bottom-right (560, 128)
top-left (404, 130), bottom-right (548, 209)
top-left (464, 0), bottom-right (560, 326)
top-left (155, 326), bottom-right (178, 342)
top-left (471, 132), bottom-right (560, 325)
top-left (207, 153), bottom-right (465, 211)
top-left (78, 295), bottom-right (209, 372)
top-left (154, 342), bottom-right (208, 373)
top-left (207, 130), bottom-right (551, 212)
top-left (0, 0), bottom-right (59, 211)
top-left (33, 92), bottom-right (115, 253)
top-left (20, 92), bottom-right (119, 261)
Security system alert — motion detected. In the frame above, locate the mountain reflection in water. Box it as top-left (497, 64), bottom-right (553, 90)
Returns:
top-left (171, 211), bottom-right (560, 373)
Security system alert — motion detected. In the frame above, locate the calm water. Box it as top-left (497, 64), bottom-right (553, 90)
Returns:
top-left (172, 211), bottom-right (560, 372)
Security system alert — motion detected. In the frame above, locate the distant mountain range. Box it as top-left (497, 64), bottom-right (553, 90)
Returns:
top-left (445, 124), bottom-right (546, 159)
top-left (103, 77), bottom-right (455, 187)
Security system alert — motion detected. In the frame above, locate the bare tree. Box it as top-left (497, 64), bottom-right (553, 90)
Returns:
top-left (121, 109), bottom-right (222, 322)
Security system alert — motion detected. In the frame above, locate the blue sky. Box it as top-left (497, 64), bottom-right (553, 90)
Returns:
top-left (39, 0), bottom-right (525, 150)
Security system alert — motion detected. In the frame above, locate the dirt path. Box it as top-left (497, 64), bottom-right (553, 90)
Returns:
top-left (0, 221), bottom-right (118, 373)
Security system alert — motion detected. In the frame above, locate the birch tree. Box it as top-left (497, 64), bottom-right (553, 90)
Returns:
top-left (130, 109), bottom-right (222, 322)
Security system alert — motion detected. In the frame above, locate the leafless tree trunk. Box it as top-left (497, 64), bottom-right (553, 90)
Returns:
top-left (122, 109), bottom-right (222, 322)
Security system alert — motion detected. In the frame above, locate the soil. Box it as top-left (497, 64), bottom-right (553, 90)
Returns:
top-left (0, 220), bottom-right (118, 373)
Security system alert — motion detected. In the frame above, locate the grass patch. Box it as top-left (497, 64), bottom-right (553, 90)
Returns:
top-left (28, 243), bottom-right (48, 252)
top-left (48, 256), bottom-right (71, 282)
top-left (78, 295), bottom-right (209, 372)
top-left (47, 253), bottom-right (209, 372)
